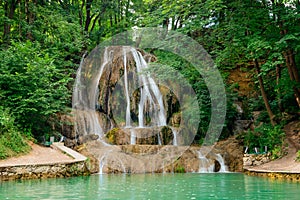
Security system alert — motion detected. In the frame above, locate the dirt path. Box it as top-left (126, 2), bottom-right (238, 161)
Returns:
top-left (245, 120), bottom-right (300, 172)
top-left (0, 141), bottom-right (74, 167)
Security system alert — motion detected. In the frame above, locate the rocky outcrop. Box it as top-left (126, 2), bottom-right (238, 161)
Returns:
top-left (105, 126), bottom-right (173, 145)
top-left (80, 137), bottom-right (243, 174)
top-left (227, 67), bottom-right (254, 97)
top-left (214, 136), bottom-right (244, 172)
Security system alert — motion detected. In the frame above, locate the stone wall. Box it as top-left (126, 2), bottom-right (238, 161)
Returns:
top-left (0, 161), bottom-right (89, 181)
top-left (243, 153), bottom-right (271, 167)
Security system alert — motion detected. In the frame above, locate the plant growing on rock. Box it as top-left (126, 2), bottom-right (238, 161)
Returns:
top-left (296, 150), bottom-right (300, 162)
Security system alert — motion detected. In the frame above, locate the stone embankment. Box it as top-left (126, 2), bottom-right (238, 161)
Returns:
top-left (0, 142), bottom-right (90, 181)
top-left (243, 153), bottom-right (271, 167)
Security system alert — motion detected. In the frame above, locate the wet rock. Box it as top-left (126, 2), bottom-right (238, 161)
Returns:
top-left (60, 115), bottom-right (75, 139)
top-left (64, 138), bottom-right (77, 148)
top-left (78, 134), bottom-right (100, 145)
top-left (105, 126), bottom-right (175, 145)
top-left (214, 136), bottom-right (244, 172)
top-left (159, 126), bottom-right (173, 145)
top-left (233, 120), bottom-right (252, 134)
top-left (214, 160), bottom-right (221, 172)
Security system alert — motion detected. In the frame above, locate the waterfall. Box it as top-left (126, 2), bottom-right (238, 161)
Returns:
top-left (198, 151), bottom-right (228, 173)
top-left (215, 153), bottom-right (228, 172)
top-left (123, 48), bottom-right (131, 127)
top-left (72, 49), bottom-right (110, 139)
top-left (73, 46), bottom-right (173, 147)
top-left (130, 129), bottom-right (136, 145)
top-left (198, 151), bottom-right (215, 173)
top-left (99, 154), bottom-right (107, 174)
top-left (171, 127), bottom-right (178, 146)
top-left (157, 133), bottom-right (162, 145)
top-left (131, 48), bottom-right (166, 127)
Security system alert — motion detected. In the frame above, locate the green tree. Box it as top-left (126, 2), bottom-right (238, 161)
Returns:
top-left (0, 41), bottom-right (70, 137)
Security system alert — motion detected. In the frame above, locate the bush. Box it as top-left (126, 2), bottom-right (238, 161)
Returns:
top-left (0, 41), bottom-right (71, 138)
top-left (243, 124), bottom-right (285, 155)
top-left (0, 106), bottom-right (30, 159)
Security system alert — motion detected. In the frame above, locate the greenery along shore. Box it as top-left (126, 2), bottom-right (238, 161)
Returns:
top-left (0, 1), bottom-right (299, 159)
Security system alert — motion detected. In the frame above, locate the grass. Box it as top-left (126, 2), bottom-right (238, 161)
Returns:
top-left (0, 131), bottom-right (31, 159)
top-left (0, 106), bottom-right (31, 159)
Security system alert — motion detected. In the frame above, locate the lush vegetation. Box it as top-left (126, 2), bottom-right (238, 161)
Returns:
top-left (0, 106), bottom-right (31, 159)
top-left (243, 124), bottom-right (285, 157)
top-left (1, 0), bottom-right (299, 158)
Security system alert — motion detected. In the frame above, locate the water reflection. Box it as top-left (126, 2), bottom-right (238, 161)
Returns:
top-left (0, 173), bottom-right (299, 200)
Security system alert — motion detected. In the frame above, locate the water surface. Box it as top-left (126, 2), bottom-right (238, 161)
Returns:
top-left (1, 173), bottom-right (299, 199)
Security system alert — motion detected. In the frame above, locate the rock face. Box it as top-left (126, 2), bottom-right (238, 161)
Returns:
top-left (214, 136), bottom-right (244, 172)
top-left (66, 46), bottom-right (182, 147)
top-left (105, 126), bottom-right (173, 145)
top-left (60, 46), bottom-right (246, 174)
top-left (78, 139), bottom-right (243, 174)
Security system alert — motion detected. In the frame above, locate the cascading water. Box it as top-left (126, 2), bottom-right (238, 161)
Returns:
top-left (73, 46), bottom-right (213, 174)
top-left (73, 46), bottom-right (174, 146)
top-left (198, 151), bottom-right (215, 173)
top-left (130, 129), bottom-right (136, 145)
top-left (123, 48), bottom-right (131, 128)
top-left (72, 51), bottom-right (107, 139)
top-left (198, 151), bottom-right (228, 173)
top-left (215, 153), bottom-right (228, 172)
top-left (171, 127), bottom-right (178, 146)
top-left (131, 48), bottom-right (166, 127)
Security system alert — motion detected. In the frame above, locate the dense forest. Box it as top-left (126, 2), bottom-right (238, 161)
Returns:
top-left (0, 0), bottom-right (299, 158)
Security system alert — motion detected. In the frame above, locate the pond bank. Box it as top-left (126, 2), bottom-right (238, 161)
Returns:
top-left (244, 168), bottom-right (300, 181)
top-left (0, 142), bottom-right (90, 181)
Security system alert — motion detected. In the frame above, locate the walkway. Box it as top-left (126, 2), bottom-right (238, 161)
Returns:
top-left (0, 142), bottom-right (86, 167)
top-left (244, 120), bottom-right (300, 177)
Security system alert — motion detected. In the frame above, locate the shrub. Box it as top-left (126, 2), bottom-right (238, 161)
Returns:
top-left (174, 165), bottom-right (185, 173)
top-left (0, 106), bottom-right (30, 159)
top-left (243, 124), bottom-right (285, 155)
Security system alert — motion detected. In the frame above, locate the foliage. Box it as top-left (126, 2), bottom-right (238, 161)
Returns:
top-left (243, 124), bottom-right (285, 154)
top-left (106, 128), bottom-right (120, 144)
top-left (0, 106), bottom-right (30, 159)
top-left (0, 0), bottom-right (299, 149)
top-left (174, 165), bottom-right (185, 173)
top-left (271, 146), bottom-right (284, 160)
top-left (296, 150), bottom-right (300, 162)
top-left (147, 50), bottom-right (211, 141)
top-left (0, 41), bottom-right (71, 138)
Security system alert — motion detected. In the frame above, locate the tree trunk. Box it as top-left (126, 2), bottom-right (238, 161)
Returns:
top-left (25, 0), bottom-right (36, 41)
top-left (84, 0), bottom-right (93, 32)
top-left (283, 49), bottom-right (300, 107)
top-left (254, 59), bottom-right (276, 126)
top-left (277, 4), bottom-right (300, 107)
top-left (3, 0), bottom-right (18, 44)
top-left (276, 64), bottom-right (284, 112)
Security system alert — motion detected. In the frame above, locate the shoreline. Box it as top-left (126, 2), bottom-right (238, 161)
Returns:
top-left (1, 142), bottom-right (300, 182)
top-left (244, 168), bottom-right (300, 181)
top-left (0, 142), bottom-right (90, 181)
